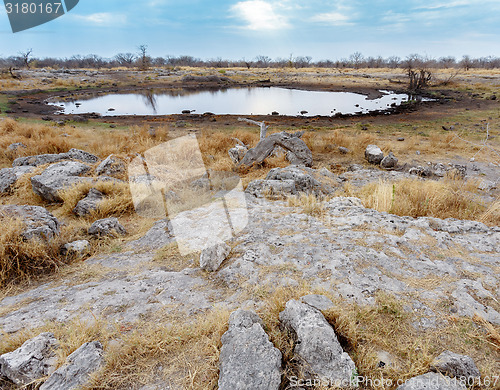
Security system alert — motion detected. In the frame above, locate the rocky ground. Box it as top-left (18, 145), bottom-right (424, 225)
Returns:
top-left (0, 67), bottom-right (498, 389)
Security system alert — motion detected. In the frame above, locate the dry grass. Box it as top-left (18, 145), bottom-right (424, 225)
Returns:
top-left (57, 180), bottom-right (135, 219)
top-left (340, 178), bottom-right (499, 225)
top-left (0, 286), bottom-right (498, 389)
top-left (0, 217), bottom-right (65, 287)
top-left (288, 193), bottom-right (326, 217)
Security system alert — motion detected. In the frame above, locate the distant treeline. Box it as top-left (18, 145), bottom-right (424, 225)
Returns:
top-left (1, 52), bottom-right (500, 70)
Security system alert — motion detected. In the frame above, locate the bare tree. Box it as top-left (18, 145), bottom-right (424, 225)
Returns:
top-left (19, 49), bottom-right (33, 69)
top-left (404, 54), bottom-right (432, 91)
top-left (349, 52), bottom-right (364, 69)
top-left (460, 55), bottom-right (472, 71)
top-left (137, 45), bottom-right (150, 71)
top-left (115, 53), bottom-right (136, 67)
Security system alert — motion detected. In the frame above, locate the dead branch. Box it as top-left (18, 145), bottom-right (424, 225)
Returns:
top-left (238, 118), bottom-right (268, 140)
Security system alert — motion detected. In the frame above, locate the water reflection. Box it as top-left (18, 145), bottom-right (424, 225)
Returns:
top-left (50, 87), bottom-right (427, 117)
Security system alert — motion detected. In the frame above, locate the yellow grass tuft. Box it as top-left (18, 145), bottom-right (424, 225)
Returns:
top-left (348, 178), bottom-right (497, 224)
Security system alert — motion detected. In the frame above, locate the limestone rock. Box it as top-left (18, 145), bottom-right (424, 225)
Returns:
top-left (31, 161), bottom-right (92, 202)
top-left (396, 372), bottom-right (466, 390)
top-left (61, 240), bottom-right (90, 256)
top-left (430, 351), bottom-right (480, 381)
top-left (300, 294), bottom-right (335, 312)
top-left (40, 341), bottom-right (104, 390)
top-left (0, 205), bottom-right (60, 240)
top-left (265, 165), bottom-right (336, 195)
top-left (245, 179), bottom-right (297, 198)
top-left (7, 142), bottom-right (27, 151)
top-left (0, 332), bottom-right (59, 385)
top-left (13, 148), bottom-right (99, 167)
top-left (219, 309), bottom-right (282, 390)
top-left (380, 152), bottom-right (398, 168)
top-left (279, 299), bottom-right (356, 385)
top-left (127, 219), bottom-right (174, 250)
top-left (88, 217), bottom-right (127, 237)
top-left (95, 155), bottom-right (126, 177)
top-left (73, 188), bottom-right (105, 217)
top-left (365, 145), bottom-right (384, 164)
top-left (0, 166), bottom-right (33, 194)
top-left (200, 242), bottom-right (231, 272)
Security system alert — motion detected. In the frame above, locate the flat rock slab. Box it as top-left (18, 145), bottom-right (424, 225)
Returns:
top-left (279, 299), bottom-right (356, 385)
top-left (13, 148), bottom-right (99, 167)
top-left (40, 341), bottom-right (103, 390)
top-left (219, 309), bottom-right (282, 390)
top-left (0, 263), bottom-right (217, 333)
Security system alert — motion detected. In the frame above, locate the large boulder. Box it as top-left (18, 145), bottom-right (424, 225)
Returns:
top-left (31, 161), bottom-right (92, 202)
top-left (279, 299), bottom-right (356, 386)
top-left (0, 205), bottom-right (60, 240)
top-left (396, 372), bottom-right (466, 390)
top-left (40, 341), bottom-right (104, 390)
top-left (0, 332), bottom-right (60, 385)
top-left (13, 148), bottom-right (99, 167)
top-left (238, 132), bottom-right (313, 168)
top-left (430, 351), bottom-right (480, 381)
top-left (73, 188), bottom-right (105, 217)
top-left (245, 179), bottom-right (297, 198)
top-left (88, 217), bottom-right (127, 237)
top-left (219, 309), bottom-right (282, 390)
top-left (0, 166), bottom-right (33, 194)
top-left (199, 242), bottom-right (231, 272)
top-left (95, 154), bottom-right (126, 177)
top-left (365, 145), bottom-right (384, 165)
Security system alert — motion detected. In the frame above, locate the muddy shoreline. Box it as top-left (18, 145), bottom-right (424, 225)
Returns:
top-left (0, 76), bottom-right (490, 129)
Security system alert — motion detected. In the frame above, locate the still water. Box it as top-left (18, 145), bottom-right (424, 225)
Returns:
top-left (50, 87), bottom-right (421, 117)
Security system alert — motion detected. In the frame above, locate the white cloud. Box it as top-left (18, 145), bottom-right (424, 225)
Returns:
top-left (310, 12), bottom-right (351, 26)
top-left (413, 0), bottom-right (498, 10)
top-left (231, 1), bottom-right (289, 30)
top-left (72, 13), bottom-right (127, 26)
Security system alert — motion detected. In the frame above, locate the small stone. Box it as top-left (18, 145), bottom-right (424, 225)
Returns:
top-left (73, 188), bottom-right (105, 217)
top-left (7, 142), bottom-right (27, 151)
top-left (397, 137), bottom-right (405, 141)
top-left (365, 145), bottom-right (384, 164)
top-left (200, 242), bottom-right (231, 272)
top-left (61, 240), bottom-right (90, 256)
top-left (380, 152), bottom-right (398, 168)
top-left (95, 155), bottom-right (126, 177)
top-left (430, 351), bottom-right (480, 381)
top-left (88, 218), bottom-right (127, 237)
top-left (338, 146), bottom-right (350, 154)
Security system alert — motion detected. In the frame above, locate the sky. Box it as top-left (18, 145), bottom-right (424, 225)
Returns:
top-left (1, 0), bottom-right (499, 61)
